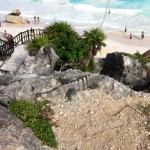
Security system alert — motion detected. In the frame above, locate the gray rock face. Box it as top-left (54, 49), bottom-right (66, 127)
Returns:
top-left (98, 75), bottom-right (133, 99)
top-left (0, 73), bottom-right (14, 86)
top-left (0, 105), bottom-right (50, 150)
top-left (16, 46), bottom-right (58, 77)
top-left (101, 52), bottom-right (147, 91)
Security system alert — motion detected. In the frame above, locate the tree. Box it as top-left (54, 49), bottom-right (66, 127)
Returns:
top-left (81, 28), bottom-right (106, 67)
top-left (44, 21), bottom-right (106, 71)
top-left (44, 21), bottom-right (86, 70)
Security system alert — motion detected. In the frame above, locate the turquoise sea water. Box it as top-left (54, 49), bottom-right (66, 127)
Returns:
top-left (0, 0), bottom-right (150, 34)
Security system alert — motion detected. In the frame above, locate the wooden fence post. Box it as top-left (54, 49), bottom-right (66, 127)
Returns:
top-left (21, 32), bottom-right (23, 44)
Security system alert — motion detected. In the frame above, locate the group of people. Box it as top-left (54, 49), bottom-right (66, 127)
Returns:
top-left (124, 27), bottom-right (145, 40)
top-left (34, 16), bottom-right (40, 23)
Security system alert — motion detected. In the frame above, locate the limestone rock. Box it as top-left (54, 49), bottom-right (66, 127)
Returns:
top-left (101, 52), bottom-right (147, 91)
top-left (10, 9), bottom-right (21, 16)
top-left (5, 14), bottom-right (29, 24)
top-left (142, 49), bottom-right (150, 59)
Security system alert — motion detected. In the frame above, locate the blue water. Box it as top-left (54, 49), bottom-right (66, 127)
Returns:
top-left (0, 0), bottom-right (150, 34)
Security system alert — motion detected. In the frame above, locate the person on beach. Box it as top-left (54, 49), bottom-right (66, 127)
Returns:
top-left (108, 9), bottom-right (110, 14)
top-left (141, 31), bottom-right (144, 39)
top-left (130, 33), bottom-right (132, 39)
top-left (37, 17), bottom-right (40, 23)
top-left (34, 16), bottom-right (37, 23)
top-left (4, 30), bottom-right (7, 36)
top-left (124, 27), bottom-right (127, 33)
top-left (0, 20), bottom-right (1, 27)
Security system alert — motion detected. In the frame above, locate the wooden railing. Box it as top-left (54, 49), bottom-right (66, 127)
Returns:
top-left (0, 28), bottom-right (44, 61)
top-left (0, 39), bottom-right (6, 46)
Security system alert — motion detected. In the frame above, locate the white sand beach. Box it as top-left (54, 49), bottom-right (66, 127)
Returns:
top-left (0, 21), bottom-right (46, 37)
top-left (96, 31), bottom-right (150, 58)
top-left (0, 21), bottom-right (150, 58)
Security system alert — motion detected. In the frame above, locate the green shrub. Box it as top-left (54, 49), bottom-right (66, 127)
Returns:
top-left (8, 100), bottom-right (58, 148)
top-left (27, 36), bottom-right (49, 56)
top-left (44, 21), bottom-right (86, 64)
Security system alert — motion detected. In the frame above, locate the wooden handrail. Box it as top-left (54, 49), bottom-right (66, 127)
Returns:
top-left (0, 28), bottom-right (44, 61)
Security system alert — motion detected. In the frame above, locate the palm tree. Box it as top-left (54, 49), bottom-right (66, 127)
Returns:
top-left (100, 0), bottom-right (110, 29)
top-left (81, 28), bottom-right (106, 67)
top-left (83, 28), bottom-right (106, 56)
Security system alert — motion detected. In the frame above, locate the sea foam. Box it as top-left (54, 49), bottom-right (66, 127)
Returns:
top-left (0, 0), bottom-right (150, 34)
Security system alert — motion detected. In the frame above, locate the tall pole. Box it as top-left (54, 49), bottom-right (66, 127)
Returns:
top-left (100, 0), bottom-right (110, 29)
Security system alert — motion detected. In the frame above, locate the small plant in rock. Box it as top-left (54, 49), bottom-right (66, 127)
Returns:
top-left (27, 36), bottom-right (49, 56)
top-left (80, 59), bottom-right (95, 72)
top-left (8, 99), bottom-right (58, 148)
top-left (122, 52), bottom-right (150, 70)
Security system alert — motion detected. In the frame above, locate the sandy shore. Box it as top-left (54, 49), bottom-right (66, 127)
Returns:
top-left (0, 21), bottom-right (46, 37)
top-left (96, 31), bottom-right (150, 58)
top-left (0, 21), bottom-right (150, 58)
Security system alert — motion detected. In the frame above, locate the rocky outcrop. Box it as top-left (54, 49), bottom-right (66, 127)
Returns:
top-left (10, 8), bottom-right (21, 16)
top-left (5, 9), bottom-right (29, 24)
top-left (142, 49), bottom-right (150, 59)
top-left (101, 52), bottom-right (147, 91)
top-left (0, 44), bottom-right (150, 149)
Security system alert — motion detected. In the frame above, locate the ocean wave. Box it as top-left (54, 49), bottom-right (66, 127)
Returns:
top-left (0, 0), bottom-right (150, 34)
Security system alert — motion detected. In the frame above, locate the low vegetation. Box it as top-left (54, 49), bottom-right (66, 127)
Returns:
top-left (27, 36), bottom-right (49, 56)
top-left (27, 21), bottom-right (106, 71)
top-left (8, 100), bottom-right (58, 148)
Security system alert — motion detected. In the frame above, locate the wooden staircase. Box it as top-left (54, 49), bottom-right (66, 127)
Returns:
top-left (0, 28), bottom-right (44, 61)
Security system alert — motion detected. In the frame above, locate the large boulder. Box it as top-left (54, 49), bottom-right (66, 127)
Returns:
top-left (5, 9), bottom-right (29, 24)
top-left (101, 52), bottom-right (147, 91)
top-left (5, 14), bottom-right (29, 24)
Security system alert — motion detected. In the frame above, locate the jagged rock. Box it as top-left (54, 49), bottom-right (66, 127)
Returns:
top-left (101, 52), bottom-right (147, 91)
top-left (43, 45), bottom-right (59, 71)
top-left (16, 46), bottom-right (58, 77)
top-left (0, 95), bottom-right (13, 106)
top-left (0, 105), bottom-right (50, 150)
top-left (142, 49), bottom-right (150, 59)
top-left (0, 73), bottom-right (14, 86)
top-left (98, 75), bottom-right (133, 99)
top-left (10, 9), bottom-right (21, 16)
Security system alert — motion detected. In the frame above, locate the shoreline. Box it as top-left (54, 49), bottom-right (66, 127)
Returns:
top-left (96, 31), bottom-right (150, 58)
top-left (0, 21), bottom-right (149, 58)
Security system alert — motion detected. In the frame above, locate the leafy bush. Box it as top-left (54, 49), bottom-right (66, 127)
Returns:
top-left (27, 36), bottom-right (49, 56)
top-left (8, 100), bottom-right (58, 148)
top-left (44, 21), bottom-right (86, 64)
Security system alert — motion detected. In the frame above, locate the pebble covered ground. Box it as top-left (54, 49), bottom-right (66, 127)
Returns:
top-left (49, 89), bottom-right (150, 150)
